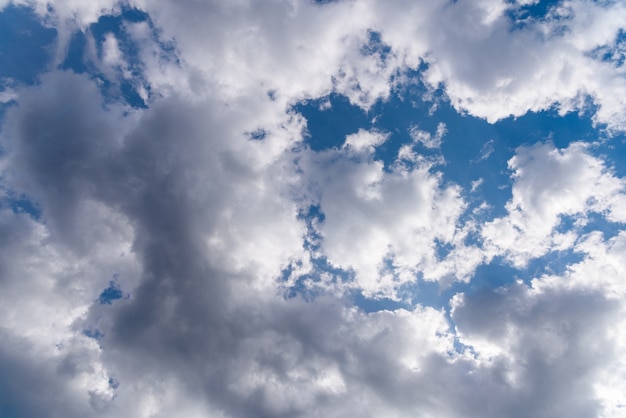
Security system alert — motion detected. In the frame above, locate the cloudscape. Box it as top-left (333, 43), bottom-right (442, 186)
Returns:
top-left (0, 1), bottom-right (625, 417)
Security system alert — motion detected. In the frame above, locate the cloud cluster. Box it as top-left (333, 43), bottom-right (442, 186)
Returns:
top-left (296, 128), bottom-right (483, 298)
top-left (11, 0), bottom-right (626, 126)
top-left (0, 1), bottom-right (625, 417)
top-left (483, 141), bottom-right (626, 266)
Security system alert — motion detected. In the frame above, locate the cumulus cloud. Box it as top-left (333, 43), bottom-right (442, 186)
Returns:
top-left (418, 0), bottom-right (626, 130)
top-left (8, 0), bottom-right (626, 127)
top-left (296, 128), bottom-right (484, 298)
top-left (0, 1), bottom-right (625, 417)
top-left (453, 230), bottom-right (626, 418)
top-left (0, 69), bottom-right (306, 415)
top-left (482, 141), bottom-right (626, 266)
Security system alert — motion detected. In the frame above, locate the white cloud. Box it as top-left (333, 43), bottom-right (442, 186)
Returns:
top-left (0, 87), bottom-right (16, 103)
top-left (101, 33), bottom-right (124, 68)
top-left (1, 1), bottom-right (626, 417)
top-left (470, 178), bottom-right (484, 193)
top-left (343, 128), bottom-right (388, 153)
top-left (421, 0), bottom-right (626, 130)
top-left (0, 69), bottom-right (309, 416)
top-left (409, 122), bottom-right (447, 149)
top-left (482, 141), bottom-right (626, 266)
top-left (453, 230), bottom-right (626, 418)
top-left (5, 0), bottom-right (626, 131)
top-left (0, 200), bottom-right (139, 416)
top-left (297, 129), bottom-right (481, 298)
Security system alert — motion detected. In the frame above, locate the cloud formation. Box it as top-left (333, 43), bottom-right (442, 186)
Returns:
top-left (0, 1), bottom-right (625, 417)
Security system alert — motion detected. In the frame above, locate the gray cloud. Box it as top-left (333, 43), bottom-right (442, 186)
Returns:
top-left (0, 1), bottom-right (625, 417)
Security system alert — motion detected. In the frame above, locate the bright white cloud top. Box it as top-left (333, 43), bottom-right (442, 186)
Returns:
top-left (0, 1), bottom-right (625, 417)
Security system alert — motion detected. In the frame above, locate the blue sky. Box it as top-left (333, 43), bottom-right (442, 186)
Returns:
top-left (1, 1), bottom-right (626, 417)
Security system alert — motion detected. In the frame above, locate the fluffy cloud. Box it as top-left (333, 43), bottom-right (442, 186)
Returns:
top-left (296, 128), bottom-right (484, 298)
top-left (0, 69), bottom-right (306, 416)
top-left (482, 141), bottom-right (626, 266)
top-left (453, 231), bottom-right (626, 418)
top-left (416, 0), bottom-right (626, 130)
top-left (8, 0), bottom-right (626, 128)
top-left (0, 1), bottom-right (625, 417)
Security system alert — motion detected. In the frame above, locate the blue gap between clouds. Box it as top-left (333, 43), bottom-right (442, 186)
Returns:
top-left (294, 93), bottom-right (372, 151)
top-left (98, 277), bottom-right (124, 304)
top-left (0, 5), bottom-right (153, 212)
top-left (5, 195), bottom-right (42, 220)
top-left (98, 282), bottom-right (124, 305)
top-left (280, 205), bottom-right (356, 302)
top-left (0, 5), bottom-right (56, 85)
top-left (0, 5), bottom-right (55, 124)
top-left (83, 276), bottom-right (125, 342)
top-left (291, 64), bottom-right (609, 313)
top-left (506, 0), bottom-right (564, 28)
top-left (60, 6), bottom-right (168, 109)
top-left (588, 29), bottom-right (626, 68)
top-left (0, 5), bottom-right (55, 219)
top-left (0, 5), bottom-right (164, 218)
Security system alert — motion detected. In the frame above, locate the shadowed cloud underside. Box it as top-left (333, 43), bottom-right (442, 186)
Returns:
top-left (0, 1), bottom-right (625, 417)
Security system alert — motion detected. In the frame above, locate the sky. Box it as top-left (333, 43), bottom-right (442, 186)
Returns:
top-left (0, 0), bottom-right (625, 417)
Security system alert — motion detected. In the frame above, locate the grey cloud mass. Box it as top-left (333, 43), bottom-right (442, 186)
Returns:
top-left (0, 1), bottom-right (625, 417)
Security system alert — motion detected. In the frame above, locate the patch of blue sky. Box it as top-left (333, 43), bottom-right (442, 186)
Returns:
top-left (0, 6), bottom-right (54, 220)
top-left (396, 279), bottom-right (461, 309)
top-left (280, 255), bottom-right (354, 302)
top-left (0, 166), bottom-right (42, 220)
top-left (437, 101), bottom-right (601, 220)
top-left (587, 28), bottom-right (626, 68)
top-left (451, 243), bottom-right (586, 302)
top-left (108, 377), bottom-right (120, 390)
top-left (246, 128), bottom-right (268, 141)
top-left (461, 257), bottom-right (524, 294)
top-left (351, 290), bottom-right (410, 313)
top-left (298, 204), bottom-right (324, 250)
top-left (0, 5), bottom-right (56, 85)
top-left (360, 30), bottom-right (391, 63)
top-left (568, 212), bottom-right (626, 241)
top-left (89, 7), bottom-right (152, 107)
top-left (0, 5), bottom-right (164, 112)
top-left (60, 30), bottom-right (90, 74)
top-left (597, 134), bottom-right (626, 177)
top-left (440, 212), bottom-right (621, 310)
top-left (83, 328), bottom-right (105, 341)
top-left (280, 257), bottom-right (458, 314)
top-left (0, 5), bottom-right (55, 125)
top-left (525, 248), bottom-right (585, 278)
top-left (495, 104), bottom-right (600, 149)
top-left (0, 103), bottom-right (7, 125)
top-left (295, 67), bottom-right (601, 218)
top-left (283, 204), bottom-right (476, 312)
top-left (294, 93), bottom-right (372, 151)
top-left (371, 71), bottom-right (446, 167)
top-left (60, 6), bottom-right (171, 109)
top-left (280, 204), bottom-right (354, 301)
top-left (507, 0), bottom-right (564, 25)
top-left (98, 277), bottom-right (124, 305)
top-left (386, 247), bottom-right (584, 315)
top-left (2, 191), bottom-right (42, 220)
